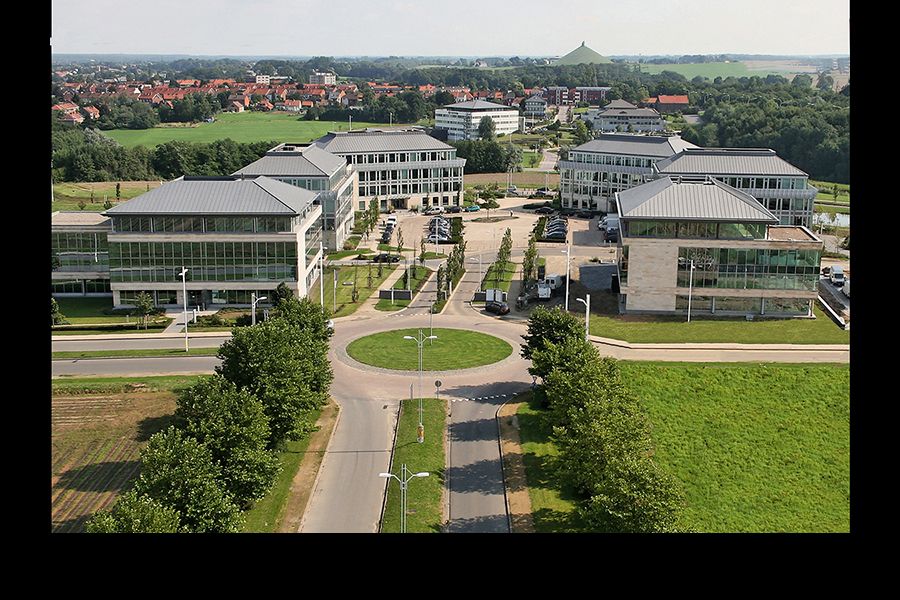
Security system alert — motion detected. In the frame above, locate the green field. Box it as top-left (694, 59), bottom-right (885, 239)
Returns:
top-left (810, 179), bottom-right (851, 206)
top-left (381, 398), bottom-right (446, 533)
top-left (52, 181), bottom-right (162, 212)
top-left (103, 112), bottom-right (406, 148)
top-left (518, 362), bottom-right (850, 532)
top-left (522, 152), bottom-right (542, 168)
top-left (635, 61), bottom-right (781, 79)
top-left (481, 260), bottom-right (517, 292)
top-left (346, 327), bottom-right (512, 371)
top-left (375, 266), bottom-right (433, 311)
top-left (51, 374), bottom-right (206, 393)
top-left (56, 297), bottom-right (127, 324)
top-left (307, 263), bottom-right (397, 318)
top-left (587, 304), bottom-right (849, 344)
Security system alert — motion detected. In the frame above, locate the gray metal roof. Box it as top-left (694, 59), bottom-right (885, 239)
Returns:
top-left (596, 107), bottom-right (662, 118)
top-left (233, 144), bottom-right (347, 178)
top-left (654, 148), bottom-right (808, 177)
top-left (572, 133), bottom-right (697, 158)
top-left (604, 99), bottom-right (637, 109)
top-left (104, 176), bottom-right (319, 215)
top-left (314, 129), bottom-right (453, 154)
top-left (526, 95), bottom-right (547, 103)
top-left (441, 100), bottom-right (517, 111)
top-left (616, 177), bottom-right (778, 222)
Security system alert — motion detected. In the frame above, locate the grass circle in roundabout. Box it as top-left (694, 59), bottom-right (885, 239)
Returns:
top-left (346, 327), bottom-right (513, 371)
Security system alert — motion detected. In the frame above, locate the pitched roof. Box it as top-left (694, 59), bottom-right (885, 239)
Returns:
top-left (104, 176), bottom-right (319, 215)
top-left (604, 99), bottom-right (637, 109)
top-left (572, 133), bottom-right (697, 158)
top-left (525, 95), bottom-right (547, 103)
top-left (657, 94), bottom-right (689, 104)
top-left (654, 148), bottom-right (808, 177)
top-left (314, 129), bottom-right (452, 154)
top-left (616, 177), bottom-right (778, 222)
top-left (441, 99), bottom-right (516, 111)
top-left (234, 144), bottom-right (348, 178)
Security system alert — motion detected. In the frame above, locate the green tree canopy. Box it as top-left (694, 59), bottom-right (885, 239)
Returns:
top-left (86, 490), bottom-right (182, 533)
top-left (478, 116), bottom-right (496, 140)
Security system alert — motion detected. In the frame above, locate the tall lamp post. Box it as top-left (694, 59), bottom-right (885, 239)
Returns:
top-left (379, 465), bottom-right (429, 533)
top-left (576, 294), bottom-right (590, 341)
top-left (687, 259), bottom-right (696, 323)
top-left (319, 241), bottom-right (324, 307)
top-left (470, 256), bottom-right (483, 291)
top-left (404, 329), bottom-right (437, 402)
top-left (560, 242), bottom-right (571, 312)
top-left (251, 293), bottom-right (267, 326)
top-left (178, 267), bottom-right (189, 352)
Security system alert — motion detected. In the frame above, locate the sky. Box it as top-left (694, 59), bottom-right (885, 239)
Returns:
top-left (51, 0), bottom-right (850, 57)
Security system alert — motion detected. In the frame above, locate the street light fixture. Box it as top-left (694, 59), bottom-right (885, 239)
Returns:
top-left (687, 259), bottom-right (696, 323)
top-left (576, 294), bottom-right (590, 341)
top-left (178, 266), bottom-right (189, 352)
top-left (251, 293), bottom-right (267, 326)
top-left (404, 329), bottom-right (437, 402)
top-left (560, 242), bottom-right (571, 312)
top-left (470, 256), bottom-right (483, 291)
top-left (379, 464), bottom-right (429, 533)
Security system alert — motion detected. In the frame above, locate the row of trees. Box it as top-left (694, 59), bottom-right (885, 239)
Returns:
top-left (435, 228), bottom-right (466, 301)
top-left (87, 296), bottom-right (334, 533)
top-left (521, 307), bottom-right (685, 532)
top-left (450, 139), bottom-right (522, 174)
top-left (52, 121), bottom-right (275, 182)
top-left (521, 234), bottom-right (539, 286)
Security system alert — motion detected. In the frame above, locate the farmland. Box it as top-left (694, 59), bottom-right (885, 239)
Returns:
top-left (52, 181), bottom-right (163, 212)
top-left (634, 61), bottom-right (807, 79)
top-left (51, 376), bottom-right (205, 532)
top-left (102, 112), bottom-right (407, 148)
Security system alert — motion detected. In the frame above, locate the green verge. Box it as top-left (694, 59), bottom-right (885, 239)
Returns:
top-left (375, 266), bottom-right (433, 311)
top-left (242, 405), bottom-right (323, 533)
top-left (52, 347), bottom-right (221, 360)
top-left (377, 244), bottom-right (413, 252)
top-left (52, 322), bottom-right (173, 335)
top-left (381, 398), bottom-right (447, 533)
top-left (307, 263), bottom-right (398, 318)
top-left (587, 304), bottom-right (849, 344)
top-left (431, 268), bottom-right (465, 314)
top-left (815, 204), bottom-right (851, 214)
top-left (51, 374), bottom-right (208, 394)
top-left (327, 248), bottom-right (373, 260)
top-left (481, 260), bottom-right (517, 292)
top-left (517, 362), bottom-right (850, 532)
top-left (346, 327), bottom-right (512, 371)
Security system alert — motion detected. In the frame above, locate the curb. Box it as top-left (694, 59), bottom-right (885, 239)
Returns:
top-left (377, 398), bottom-right (403, 533)
top-left (495, 399), bottom-right (513, 534)
top-left (51, 354), bottom-right (220, 363)
top-left (296, 398), bottom-right (342, 533)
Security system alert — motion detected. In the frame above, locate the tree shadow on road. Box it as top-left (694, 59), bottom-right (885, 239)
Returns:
top-left (445, 513), bottom-right (509, 533)
top-left (447, 457), bottom-right (505, 496)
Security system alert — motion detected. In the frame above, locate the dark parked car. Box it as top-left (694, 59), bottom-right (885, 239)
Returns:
top-left (485, 300), bottom-right (510, 315)
top-left (534, 206), bottom-right (555, 215)
top-left (605, 230), bottom-right (619, 243)
top-left (446, 205), bottom-right (462, 213)
top-left (576, 210), bottom-right (593, 219)
top-left (372, 253), bottom-right (401, 263)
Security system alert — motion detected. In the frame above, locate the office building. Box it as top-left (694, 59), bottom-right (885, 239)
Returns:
top-left (581, 99), bottom-right (665, 133)
top-left (434, 100), bottom-right (521, 141)
top-left (51, 211), bottom-right (112, 297)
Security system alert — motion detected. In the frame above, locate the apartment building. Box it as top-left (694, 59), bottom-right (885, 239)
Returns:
top-left (581, 99), bottom-right (665, 133)
top-left (524, 95), bottom-right (548, 118)
top-left (434, 100), bottom-right (521, 141)
top-left (309, 71), bottom-right (336, 85)
top-left (615, 177), bottom-right (823, 317)
top-left (233, 143), bottom-right (357, 251)
top-left (314, 128), bottom-right (465, 211)
top-left (558, 133), bottom-right (697, 212)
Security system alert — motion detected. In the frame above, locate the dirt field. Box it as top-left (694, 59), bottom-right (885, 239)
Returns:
top-left (465, 172), bottom-right (559, 188)
top-left (51, 390), bottom-right (176, 533)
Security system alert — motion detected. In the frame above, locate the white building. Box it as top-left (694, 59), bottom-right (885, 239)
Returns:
top-left (524, 95), bottom-right (548, 119)
top-left (309, 71), bottom-right (336, 85)
top-left (255, 74), bottom-right (271, 85)
top-left (581, 99), bottom-right (665, 133)
top-left (434, 100), bottom-right (521, 141)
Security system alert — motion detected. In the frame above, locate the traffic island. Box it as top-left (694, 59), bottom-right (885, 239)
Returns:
top-left (346, 328), bottom-right (512, 371)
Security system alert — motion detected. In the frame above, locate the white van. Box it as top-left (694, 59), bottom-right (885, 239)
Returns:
top-left (830, 266), bottom-right (845, 286)
top-left (842, 278), bottom-right (850, 298)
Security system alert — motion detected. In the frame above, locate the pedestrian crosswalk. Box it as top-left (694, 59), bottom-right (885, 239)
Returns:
top-left (385, 310), bottom-right (431, 318)
top-left (449, 393), bottom-right (509, 403)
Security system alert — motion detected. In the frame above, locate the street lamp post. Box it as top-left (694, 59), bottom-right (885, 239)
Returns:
top-left (178, 267), bottom-right (189, 352)
top-left (470, 256), bottom-right (482, 291)
top-left (403, 329), bottom-right (437, 404)
top-left (561, 242), bottom-right (570, 312)
top-left (379, 465), bottom-right (429, 533)
top-left (687, 259), bottom-right (696, 323)
top-left (251, 293), bottom-right (267, 326)
top-left (429, 300), bottom-right (435, 345)
top-left (577, 294), bottom-right (590, 341)
top-left (319, 241), bottom-right (324, 307)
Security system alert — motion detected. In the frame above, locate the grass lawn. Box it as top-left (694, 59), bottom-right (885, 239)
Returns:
top-left (346, 327), bottom-right (512, 371)
top-left (381, 398), bottom-right (447, 533)
top-left (815, 203), bottom-right (851, 214)
top-left (102, 112), bottom-right (407, 148)
top-left (481, 260), bottom-right (517, 292)
top-left (307, 263), bottom-right (397, 318)
top-left (375, 266), bottom-right (433, 311)
top-left (420, 251), bottom-right (446, 260)
top-left (52, 322), bottom-right (173, 335)
top-left (810, 179), bottom-right (851, 205)
top-left (586, 304), bottom-right (849, 344)
top-left (56, 297), bottom-right (131, 323)
top-left (327, 248), bottom-right (373, 260)
top-left (53, 347), bottom-right (220, 360)
top-left (52, 181), bottom-right (162, 212)
top-left (242, 405), bottom-right (323, 532)
top-left (621, 362), bottom-right (850, 532)
top-left (465, 172), bottom-right (560, 188)
top-left (377, 243), bottom-right (413, 253)
top-left (522, 152), bottom-right (542, 168)
top-left (51, 374), bottom-right (207, 394)
top-left (635, 61), bottom-right (783, 79)
top-left (517, 363), bottom-right (850, 532)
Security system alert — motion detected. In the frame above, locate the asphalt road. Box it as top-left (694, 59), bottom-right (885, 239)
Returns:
top-left (52, 355), bottom-right (221, 377)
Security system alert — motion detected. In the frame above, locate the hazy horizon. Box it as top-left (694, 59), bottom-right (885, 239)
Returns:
top-left (51, 1), bottom-right (850, 57)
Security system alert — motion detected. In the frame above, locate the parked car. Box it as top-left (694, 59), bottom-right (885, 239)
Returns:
top-left (485, 300), bottom-right (510, 315)
top-left (536, 188), bottom-right (553, 197)
top-left (830, 266), bottom-right (845, 286)
top-left (605, 230), bottom-right (619, 243)
top-left (544, 230), bottom-right (567, 240)
top-left (423, 207), bottom-right (443, 215)
top-left (534, 206), bottom-right (555, 215)
top-left (372, 253), bottom-right (401, 263)
top-left (465, 204), bottom-right (481, 212)
top-left (446, 205), bottom-right (462, 213)
top-left (427, 234), bottom-right (450, 243)
top-left (821, 266), bottom-right (832, 277)
top-left (842, 278), bottom-right (850, 297)
top-left (506, 186), bottom-right (519, 196)
top-left (576, 210), bottom-right (593, 219)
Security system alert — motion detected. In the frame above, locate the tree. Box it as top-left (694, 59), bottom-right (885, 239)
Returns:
top-left (573, 119), bottom-right (591, 145)
top-left (478, 115), bottom-right (496, 140)
top-left (51, 297), bottom-right (68, 325)
top-left (77, 199), bottom-right (86, 210)
top-left (131, 427), bottom-right (244, 533)
top-left (522, 234), bottom-right (538, 286)
top-left (276, 297), bottom-right (333, 342)
top-left (436, 264), bottom-right (445, 300)
top-left (273, 282), bottom-right (294, 308)
top-left (217, 317), bottom-right (332, 447)
top-left (419, 237), bottom-right (426, 264)
top-left (520, 305), bottom-right (585, 364)
top-left (103, 197), bottom-right (113, 210)
top-left (174, 375), bottom-right (281, 507)
top-left (396, 227), bottom-right (404, 260)
top-left (115, 182), bottom-right (121, 201)
top-left (86, 490), bottom-right (182, 533)
top-left (134, 291), bottom-right (154, 329)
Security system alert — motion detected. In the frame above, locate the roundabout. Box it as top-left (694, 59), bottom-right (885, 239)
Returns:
top-left (345, 327), bottom-right (513, 372)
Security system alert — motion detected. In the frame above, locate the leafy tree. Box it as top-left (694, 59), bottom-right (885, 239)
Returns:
top-left (77, 199), bottom-right (86, 210)
top-left (273, 281), bottom-right (294, 308)
top-left (86, 491), bottom-right (182, 533)
top-left (115, 182), bottom-right (121, 201)
top-left (103, 197), bottom-right (113, 210)
top-left (522, 234), bottom-right (538, 285)
top-left (419, 237), bottom-right (426, 264)
top-left (396, 227), bottom-right (404, 259)
top-left (131, 427), bottom-right (244, 533)
top-left (174, 375), bottom-right (280, 507)
top-left (275, 297), bottom-right (333, 342)
top-left (51, 297), bottom-right (68, 325)
top-left (134, 291), bottom-right (155, 329)
top-left (478, 116), bottom-right (496, 140)
top-left (573, 119), bottom-right (591, 145)
top-left (436, 264), bottom-right (445, 300)
top-left (520, 305), bottom-right (584, 363)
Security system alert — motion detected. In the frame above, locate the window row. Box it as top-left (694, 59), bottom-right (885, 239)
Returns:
top-left (358, 168), bottom-right (463, 182)
top-left (110, 241), bottom-right (298, 263)
top-left (711, 176), bottom-right (807, 191)
top-left (52, 232), bottom-right (109, 253)
top-left (111, 265), bottom-right (297, 283)
top-left (626, 221), bottom-right (767, 240)
top-left (676, 271), bottom-right (819, 291)
top-left (677, 247), bottom-right (821, 269)
top-left (111, 216), bottom-right (295, 233)
top-left (361, 181), bottom-right (460, 196)
top-left (347, 151), bottom-right (455, 165)
top-left (51, 279), bottom-right (111, 294)
top-left (674, 296), bottom-right (811, 315)
top-left (569, 154), bottom-right (655, 168)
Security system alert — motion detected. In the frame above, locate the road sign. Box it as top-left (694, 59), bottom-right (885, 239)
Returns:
top-left (434, 380), bottom-right (442, 388)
